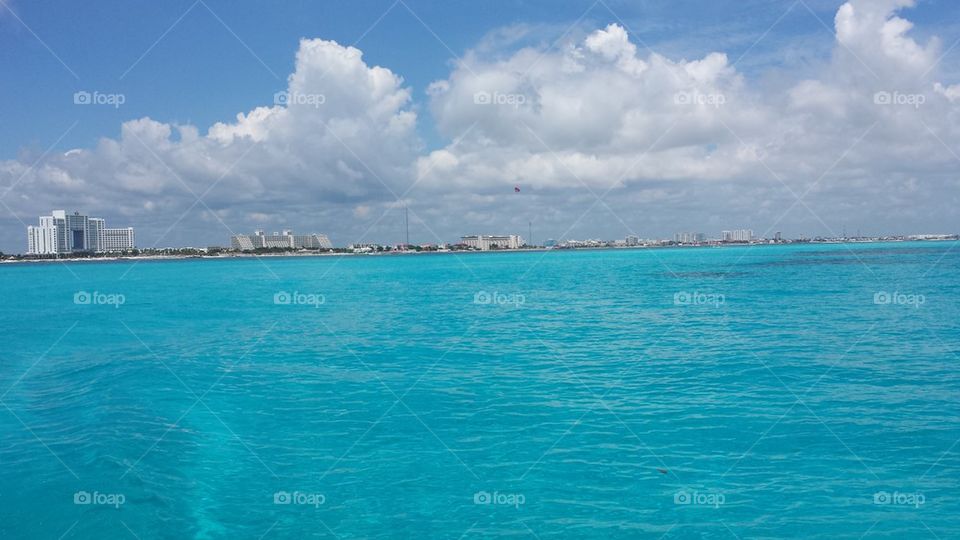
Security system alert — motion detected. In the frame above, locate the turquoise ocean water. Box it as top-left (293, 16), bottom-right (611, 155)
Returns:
top-left (1, 241), bottom-right (958, 539)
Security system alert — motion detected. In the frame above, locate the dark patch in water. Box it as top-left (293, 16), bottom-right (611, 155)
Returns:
top-left (662, 271), bottom-right (751, 279)
top-left (792, 246), bottom-right (947, 258)
top-left (750, 258), bottom-right (872, 268)
top-left (751, 244), bottom-right (955, 269)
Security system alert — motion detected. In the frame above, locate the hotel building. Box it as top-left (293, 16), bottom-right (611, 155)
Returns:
top-left (102, 227), bottom-right (136, 251)
top-left (27, 210), bottom-right (135, 254)
top-left (674, 232), bottom-right (706, 244)
top-left (460, 235), bottom-right (525, 250)
top-left (722, 229), bottom-right (754, 242)
top-left (230, 229), bottom-right (333, 250)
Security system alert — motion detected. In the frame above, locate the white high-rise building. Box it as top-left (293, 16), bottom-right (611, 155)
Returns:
top-left (674, 232), bottom-right (706, 244)
top-left (103, 227), bottom-right (136, 251)
top-left (460, 235), bottom-right (524, 250)
top-left (722, 229), bottom-right (754, 242)
top-left (292, 234), bottom-right (333, 249)
top-left (231, 235), bottom-right (256, 250)
top-left (26, 211), bottom-right (135, 255)
top-left (88, 218), bottom-right (105, 252)
top-left (27, 219), bottom-right (57, 255)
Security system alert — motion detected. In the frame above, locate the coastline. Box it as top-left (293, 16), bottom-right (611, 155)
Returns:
top-left (2, 237), bottom-right (956, 266)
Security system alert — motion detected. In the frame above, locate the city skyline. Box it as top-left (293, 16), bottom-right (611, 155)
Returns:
top-left (1, 1), bottom-right (959, 253)
top-left (8, 199), bottom-right (956, 255)
top-left (26, 209), bottom-right (134, 255)
top-left (10, 214), bottom-right (956, 256)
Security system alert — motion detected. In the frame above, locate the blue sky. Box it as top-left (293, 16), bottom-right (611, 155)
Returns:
top-left (0, 0), bottom-right (870, 156)
top-left (1, 0), bottom-right (959, 251)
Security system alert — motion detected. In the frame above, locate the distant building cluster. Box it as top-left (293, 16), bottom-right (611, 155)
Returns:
top-left (722, 229), bottom-right (754, 242)
top-left (664, 229), bottom-right (757, 245)
top-left (460, 235), bottom-right (525, 250)
top-left (674, 232), bottom-right (707, 244)
top-left (557, 238), bottom-right (611, 248)
top-left (546, 229), bottom-right (768, 249)
top-left (230, 229), bottom-right (333, 250)
top-left (27, 210), bottom-right (135, 255)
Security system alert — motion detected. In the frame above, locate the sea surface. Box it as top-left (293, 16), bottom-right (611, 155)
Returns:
top-left (1, 241), bottom-right (958, 539)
